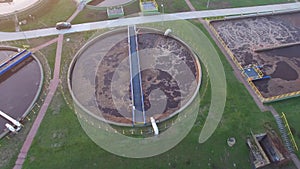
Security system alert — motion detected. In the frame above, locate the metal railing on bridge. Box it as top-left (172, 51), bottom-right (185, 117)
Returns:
top-left (128, 25), bottom-right (146, 125)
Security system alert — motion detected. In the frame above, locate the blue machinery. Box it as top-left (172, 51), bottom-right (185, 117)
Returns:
top-left (243, 64), bottom-right (271, 81)
top-left (0, 49), bottom-right (32, 76)
top-left (128, 25), bottom-right (146, 125)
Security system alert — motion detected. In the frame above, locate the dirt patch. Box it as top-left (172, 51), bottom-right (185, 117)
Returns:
top-left (264, 44), bottom-right (300, 59)
top-left (276, 12), bottom-right (300, 28)
top-left (211, 12), bottom-right (300, 98)
top-left (254, 79), bottom-right (270, 94)
top-left (93, 31), bottom-right (199, 124)
top-left (271, 61), bottom-right (298, 81)
top-left (70, 28), bottom-right (200, 125)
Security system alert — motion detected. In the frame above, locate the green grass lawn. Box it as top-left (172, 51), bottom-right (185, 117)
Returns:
top-left (158, 0), bottom-right (190, 13)
top-left (72, 0), bottom-right (190, 24)
top-left (190, 0), bottom-right (293, 10)
top-left (19, 0), bottom-right (76, 31)
top-left (71, 7), bottom-right (109, 24)
top-left (0, 0), bottom-right (76, 32)
top-left (272, 97), bottom-right (300, 157)
top-left (1, 0), bottom-right (299, 168)
top-left (123, 0), bottom-right (141, 16)
top-left (0, 36), bottom-right (58, 79)
top-left (20, 82), bottom-right (273, 169)
top-left (0, 20), bottom-right (15, 32)
top-left (15, 21), bottom-right (281, 169)
top-left (39, 43), bottom-right (57, 79)
top-left (72, 0), bottom-right (141, 24)
top-left (0, 110), bottom-right (40, 169)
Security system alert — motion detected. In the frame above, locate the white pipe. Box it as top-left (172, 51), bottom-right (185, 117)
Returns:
top-left (150, 117), bottom-right (159, 136)
top-left (5, 123), bottom-right (16, 133)
top-left (164, 29), bottom-right (172, 36)
top-left (0, 110), bottom-right (21, 128)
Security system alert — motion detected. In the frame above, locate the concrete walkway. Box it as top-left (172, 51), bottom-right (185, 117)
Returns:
top-left (12, 2), bottom-right (84, 167)
top-left (184, 0), bottom-right (196, 11)
top-left (1, 2), bottom-right (300, 42)
top-left (67, 1), bottom-right (85, 23)
top-left (291, 153), bottom-right (300, 168)
top-left (13, 34), bottom-right (63, 169)
top-left (31, 37), bottom-right (58, 53)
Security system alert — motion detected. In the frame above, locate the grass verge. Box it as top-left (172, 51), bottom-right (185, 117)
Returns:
top-left (19, 22), bottom-right (280, 169)
top-left (19, 0), bottom-right (76, 31)
top-left (272, 97), bottom-right (300, 157)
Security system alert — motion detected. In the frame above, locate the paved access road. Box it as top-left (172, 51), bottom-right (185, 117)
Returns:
top-left (1, 2), bottom-right (300, 42)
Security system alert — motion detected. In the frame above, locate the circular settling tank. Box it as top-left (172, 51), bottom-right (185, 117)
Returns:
top-left (0, 47), bottom-right (43, 133)
top-left (69, 27), bottom-right (201, 126)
